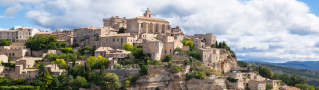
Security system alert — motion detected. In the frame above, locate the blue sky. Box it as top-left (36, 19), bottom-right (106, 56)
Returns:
top-left (1, 0), bottom-right (319, 63)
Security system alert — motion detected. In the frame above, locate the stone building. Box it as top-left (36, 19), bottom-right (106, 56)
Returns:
top-left (99, 33), bottom-right (134, 49)
top-left (73, 26), bottom-right (116, 48)
top-left (142, 35), bottom-right (183, 60)
top-left (45, 64), bottom-right (67, 75)
top-left (248, 80), bottom-right (266, 90)
top-left (194, 33), bottom-right (217, 46)
top-left (94, 47), bottom-right (131, 60)
top-left (0, 27), bottom-right (40, 41)
top-left (0, 46), bottom-right (31, 59)
top-left (103, 16), bottom-right (127, 30)
top-left (0, 54), bottom-right (8, 63)
top-left (194, 37), bottom-right (206, 48)
top-left (198, 47), bottom-right (220, 68)
top-left (127, 8), bottom-right (170, 34)
top-left (53, 30), bottom-right (74, 45)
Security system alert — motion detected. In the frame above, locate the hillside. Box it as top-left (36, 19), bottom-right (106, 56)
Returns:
top-left (254, 62), bottom-right (319, 86)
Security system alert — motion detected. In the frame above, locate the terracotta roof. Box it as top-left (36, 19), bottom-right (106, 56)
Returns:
top-left (280, 86), bottom-right (300, 90)
top-left (129, 16), bottom-right (169, 23)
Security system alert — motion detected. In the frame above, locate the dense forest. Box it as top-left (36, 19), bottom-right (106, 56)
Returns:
top-left (253, 62), bottom-right (319, 86)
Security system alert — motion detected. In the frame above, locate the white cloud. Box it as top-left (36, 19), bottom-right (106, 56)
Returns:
top-left (3, 0), bottom-right (319, 62)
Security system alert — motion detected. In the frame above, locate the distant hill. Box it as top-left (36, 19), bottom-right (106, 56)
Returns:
top-left (252, 62), bottom-right (319, 86)
top-left (248, 61), bottom-right (319, 71)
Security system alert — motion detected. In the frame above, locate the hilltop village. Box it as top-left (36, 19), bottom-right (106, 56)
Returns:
top-left (0, 8), bottom-right (293, 90)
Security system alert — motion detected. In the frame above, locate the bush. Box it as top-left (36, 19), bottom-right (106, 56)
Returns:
top-left (139, 65), bottom-right (149, 76)
top-left (71, 43), bottom-right (79, 48)
top-left (184, 59), bottom-right (191, 65)
top-left (167, 62), bottom-right (173, 67)
top-left (164, 55), bottom-right (173, 62)
top-left (61, 47), bottom-right (74, 53)
top-left (227, 77), bottom-right (238, 82)
top-left (174, 67), bottom-right (183, 71)
top-left (0, 86), bottom-right (40, 90)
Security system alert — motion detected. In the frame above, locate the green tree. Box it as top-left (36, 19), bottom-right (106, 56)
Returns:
top-left (51, 58), bottom-right (68, 69)
top-left (100, 65), bottom-right (106, 76)
top-left (42, 69), bottom-right (53, 89)
top-left (174, 47), bottom-right (183, 54)
top-left (25, 35), bottom-right (49, 50)
top-left (101, 73), bottom-right (120, 90)
top-left (185, 40), bottom-right (194, 47)
top-left (122, 43), bottom-right (134, 51)
top-left (153, 37), bottom-right (160, 40)
top-left (14, 78), bottom-right (25, 85)
top-left (61, 42), bottom-right (67, 47)
top-left (9, 27), bottom-right (14, 30)
top-left (87, 56), bottom-right (98, 68)
top-left (295, 83), bottom-right (310, 90)
top-left (237, 61), bottom-right (247, 67)
top-left (272, 74), bottom-right (279, 80)
top-left (72, 43), bottom-right (79, 48)
top-left (118, 27), bottom-right (125, 33)
top-left (0, 39), bottom-right (11, 46)
top-left (266, 83), bottom-right (273, 90)
top-left (139, 65), bottom-right (149, 76)
top-left (164, 55), bottom-right (173, 62)
top-left (8, 54), bottom-right (11, 63)
top-left (79, 46), bottom-right (91, 55)
top-left (51, 76), bottom-right (61, 87)
top-left (259, 67), bottom-right (274, 79)
top-left (64, 75), bottom-right (74, 86)
top-left (74, 76), bottom-right (87, 88)
top-left (182, 38), bottom-right (192, 45)
top-left (32, 78), bottom-right (42, 86)
top-left (198, 72), bottom-right (206, 79)
top-left (58, 72), bottom-right (67, 83)
top-left (62, 47), bottom-right (74, 53)
top-left (37, 63), bottom-right (46, 76)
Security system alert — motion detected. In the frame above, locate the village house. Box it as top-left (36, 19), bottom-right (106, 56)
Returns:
top-left (94, 47), bottom-right (131, 60)
top-left (0, 27), bottom-right (40, 41)
top-left (248, 80), bottom-right (266, 90)
top-left (99, 33), bottom-right (134, 49)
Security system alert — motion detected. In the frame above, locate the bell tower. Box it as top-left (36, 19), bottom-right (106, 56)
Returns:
top-left (143, 8), bottom-right (153, 18)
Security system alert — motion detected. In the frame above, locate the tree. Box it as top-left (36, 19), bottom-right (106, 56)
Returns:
top-left (259, 67), bottom-right (274, 79)
top-left (51, 76), bottom-right (61, 87)
top-left (61, 42), bottom-right (67, 47)
top-left (38, 63), bottom-right (46, 76)
top-left (118, 27), bottom-right (125, 33)
top-left (42, 69), bottom-right (53, 89)
top-left (164, 55), bottom-right (173, 62)
top-left (0, 39), bottom-right (11, 46)
top-left (9, 27), bottom-right (14, 30)
top-left (266, 83), bottom-right (273, 90)
top-left (33, 78), bottom-right (42, 86)
top-left (182, 38), bottom-right (191, 45)
top-left (101, 73), bottom-right (120, 90)
top-left (74, 76), bottom-right (87, 87)
top-left (14, 78), bottom-right (25, 85)
top-left (122, 43), bottom-right (134, 51)
top-left (64, 75), bottom-right (74, 86)
top-left (8, 54), bottom-right (11, 63)
top-left (87, 56), bottom-right (98, 68)
top-left (51, 58), bottom-right (68, 69)
top-left (25, 35), bottom-right (49, 50)
top-left (174, 47), bottom-right (183, 54)
top-left (139, 65), bottom-right (149, 76)
top-left (100, 65), bottom-right (106, 76)
top-left (62, 47), bottom-right (74, 53)
top-left (198, 72), bottom-right (206, 79)
top-left (92, 46), bottom-right (96, 56)
top-left (153, 37), bottom-right (160, 40)
top-left (272, 74), bottom-right (279, 80)
top-left (79, 46), bottom-right (91, 55)
top-left (72, 43), bottom-right (79, 48)
top-left (185, 40), bottom-right (194, 47)
top-left (58, 72), bottom-right (67, 83)
top-left (295, 83), bottom-right (310, 90)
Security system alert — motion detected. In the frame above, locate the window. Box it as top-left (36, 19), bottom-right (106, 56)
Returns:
top-left (204, 55), bottom-right (206, 57)
top-left (216, 57), bottom-right (217, 60)
top-left (121, 38), bottom-right (123, 42)
top-left (0, 36), bottom-right (2, 39)
top-left (29, 75), bottom-right (31, 78)
top-left (12, 36), bottom-right (14, 39)
top-left (175, 29), bottom-right (178, 31)
top-left (196, 41), bottom-right (198, 43)
top-left (0, 32), bottom-right (2, 35)
top-left (7, 32), bottom-right (9, 35)
top-left (170, 49), bottom-right (172, 53)
top-left (154, 42), bottom-right (158, 46)
top-left (12, 32), bottom-right (14, 35)
top-left (117, 38), bottom-right (119, 42)
top-left (35, 71), bottom-right (37, 74)
top-left (170, 44), bottom-right (172, 47)
top-left (29, 33), bottom-right (30, 35)
top-left (155, 50), bottom-right (157, 53)
top-left (162, 49), bottom-right (164, 53)
top-left (7, 36), bottom-right (9, 39)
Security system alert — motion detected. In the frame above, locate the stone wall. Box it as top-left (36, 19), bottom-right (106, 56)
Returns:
top-left (92, 69), bottom-right (140, 81)
top-left (182, 46), bottom-right (189, 51)
top-left (32, 50), bottom-right (44, 57)
top-left (170, 54), bottom-right (189, 60)
top-left (186, 78), bottom-right (225, 90)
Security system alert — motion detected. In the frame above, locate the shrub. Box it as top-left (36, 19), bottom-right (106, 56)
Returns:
top-left (174, 67), bottom-right (183, 71)
top-left (61, 47), bottom-right (74, 53)
top-left (139, 65), bottom-right (149, 76)
top-left (167, 62), bottom-right (173, 67)
top-left (164, 55), bottom-right (173, 62)
top-left (227, 77), bottom-right (238, 82)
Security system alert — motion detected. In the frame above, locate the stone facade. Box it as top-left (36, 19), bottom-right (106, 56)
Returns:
top-left (99, 33), bottom-right (134, 49)
top-left (194, 33), bottom-right (217, 46)
top-left (103, 16), bottom-right (127, 30)
top-left (198, 47), bottom-right (220, 68)
top-left (127, 8), bottom-right (170, 34)
top-left (248, 80), bottom-right (266, 90)
top-left (94, 47), bottom-right (131, 59)
top-left (0, 27), bottom-right (39, 41)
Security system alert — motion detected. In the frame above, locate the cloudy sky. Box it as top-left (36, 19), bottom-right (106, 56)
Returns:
top-left (1, 0), bottom-right (319, 63)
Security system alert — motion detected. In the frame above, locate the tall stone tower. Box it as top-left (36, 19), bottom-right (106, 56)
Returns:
top-left (143, 8), bottom-right (153, 18)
